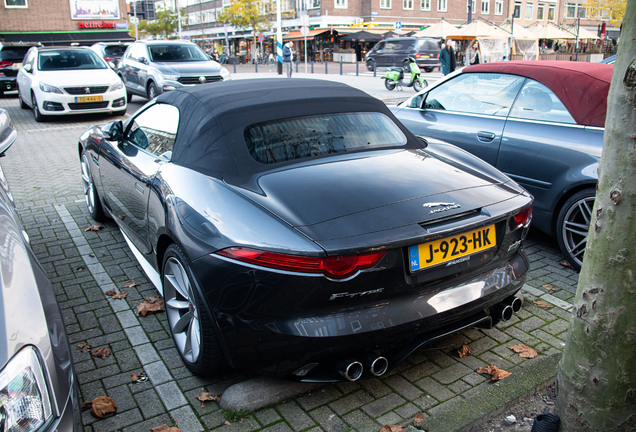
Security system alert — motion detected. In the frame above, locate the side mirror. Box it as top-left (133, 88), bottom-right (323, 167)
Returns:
top-left (138, 57), bottom-right (148, 64)
top-left (0, 110), bottom-right (17, 157)
top-left (23, 63), bottom-right (32, 73)
top-left (102, 120), bottom-right (123, 141)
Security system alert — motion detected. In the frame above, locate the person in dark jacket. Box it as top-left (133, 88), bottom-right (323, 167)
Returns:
top-left (283, 42), bottom-right (294, 78)
top-left (439, 39), bottom-right (456, 75)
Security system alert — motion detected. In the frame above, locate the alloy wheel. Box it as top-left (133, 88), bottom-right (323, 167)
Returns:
top-left (561, 195), bottom-right (594, 269)
top-left (164, 257), bottom-right (201, 364)
top-left (80, 155), bottom-right (96, 214)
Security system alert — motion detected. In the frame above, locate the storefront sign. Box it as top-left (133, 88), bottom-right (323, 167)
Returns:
top-left (70, 0), bottom-right (120, 20)
top-left (78, 21), bottom-right (117, 29)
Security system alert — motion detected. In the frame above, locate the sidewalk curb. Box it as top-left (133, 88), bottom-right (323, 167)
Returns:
top-left (419, 352), bottom-right (561, 432)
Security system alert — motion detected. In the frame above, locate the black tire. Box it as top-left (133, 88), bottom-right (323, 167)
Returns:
top-left (424, 67), bottom-right (434, 72)
top-left (31, 93), bottom-right (46, 122)
top-left (556, 187), bottom-right (596, 271)
top-left (366, 60), bottom-right (375, 71)
top-left (413, 79), bottom-right (424, 92)
top-left (126, 91), bottom-right (133, 103)
top-left (163, 244), bottom-right (228, 376)
top-left (80, 149), bottom-right (106, 221)
top-left (18, 89), bottom-right (29, 109)
top-left (147, 81), bottom-right (159, 100)
top-left (384, 79), bottom-right (397, 91)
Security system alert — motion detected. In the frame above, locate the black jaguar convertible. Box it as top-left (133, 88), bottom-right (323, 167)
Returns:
top-left (78, 79), bottom-right (533, 382)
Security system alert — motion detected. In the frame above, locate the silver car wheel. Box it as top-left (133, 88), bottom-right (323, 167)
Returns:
top-left (561, 195), bottom-right (594, 268)
top-left (164, 257), bottom-right (201, 364)
top-left (81, 154), bottom-right (96, 214)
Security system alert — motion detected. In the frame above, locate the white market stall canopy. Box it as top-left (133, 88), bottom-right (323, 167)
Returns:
top-left (413, 20), bottom-right (460, 39)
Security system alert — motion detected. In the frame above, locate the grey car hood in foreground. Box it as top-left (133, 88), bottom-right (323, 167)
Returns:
top-left (153, 60), bottom-right (223, 75)
top-left (225, 149), bottom-right (526, 248)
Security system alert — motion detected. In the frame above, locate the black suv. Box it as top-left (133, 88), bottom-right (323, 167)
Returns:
top-left (0, 43), bottom-right (40, 96)
top-left (365, 38), bottom-right (441, 72)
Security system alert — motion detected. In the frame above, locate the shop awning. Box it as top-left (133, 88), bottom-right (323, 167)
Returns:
top-left (283, 29), bottom-right (335, 41)
top-left (1, 30), bottom-right (134, 45)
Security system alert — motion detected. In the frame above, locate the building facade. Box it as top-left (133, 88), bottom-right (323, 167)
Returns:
top-left (1, 0), bottom-right (133, 45)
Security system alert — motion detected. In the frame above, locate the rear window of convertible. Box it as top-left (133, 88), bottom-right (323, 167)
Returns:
top-left (245, 112), bottom-right (407, 164)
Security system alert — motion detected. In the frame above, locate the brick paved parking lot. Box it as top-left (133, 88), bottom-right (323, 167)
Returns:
top-left (0, 89), bottom-right (579, 432)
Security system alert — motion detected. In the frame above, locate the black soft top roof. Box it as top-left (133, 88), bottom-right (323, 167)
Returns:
top-left (156, 78), bottom-right (419, 178)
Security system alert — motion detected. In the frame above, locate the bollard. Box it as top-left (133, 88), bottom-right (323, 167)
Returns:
top-left (311, 60), bottom-right (314, 74)
top-left (296, 60), bottom-right (299, 73)
top-left (356, 61), bottom-right (358, 76)
top-left (325, 61), bottom-right (328, 74)
top-left (233, 61), bottom-right (236, 74)
top-left (373, 63), bottom-right (376, 77)
top-left (340, 58), bottom-right (343, 75)
top-left (255, 61), bottom-right (258, 73)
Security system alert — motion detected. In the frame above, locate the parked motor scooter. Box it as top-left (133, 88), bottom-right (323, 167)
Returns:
top-left (382, 57), bottom-right (428, 92)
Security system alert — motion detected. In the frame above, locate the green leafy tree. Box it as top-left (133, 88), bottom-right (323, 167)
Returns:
top-left (218, 0), bottom-right (271, 57)
top-left (555, 0), bottom-right (636, 429)
top-left (138, 6), bottom-right (186, 39)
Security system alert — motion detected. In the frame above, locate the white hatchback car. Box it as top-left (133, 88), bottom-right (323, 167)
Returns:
top-left (17, 46), bottom-right (126, 122)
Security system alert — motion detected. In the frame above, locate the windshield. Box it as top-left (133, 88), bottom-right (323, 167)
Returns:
top-left (38, 50), bottom-right (107, 70)
top-left (0, 47), bottom-right (30, 61)
top-left (148, 44), bottom-right (209, 62)
top-left (245, 112), bottom-right (408, 164)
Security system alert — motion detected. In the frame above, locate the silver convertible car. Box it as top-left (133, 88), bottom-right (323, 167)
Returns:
top-left (78, 79), bottom-right (533, 382)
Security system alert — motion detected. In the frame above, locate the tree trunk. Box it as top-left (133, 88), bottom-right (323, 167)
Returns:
top-left (555, 1), bottom-right (636, 430)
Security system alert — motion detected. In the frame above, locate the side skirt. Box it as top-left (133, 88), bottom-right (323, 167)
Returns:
top-left (121, 229), bottom-right (163, 294)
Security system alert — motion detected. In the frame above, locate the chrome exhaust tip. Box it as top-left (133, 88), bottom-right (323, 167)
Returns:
top-left (510, 297), bottom-right (522, 313)
top-left (360, 353), bottom-right (389, 376)
top-left (336, 359), bottom-right (363, 381)
top-left (501, 305), bottom-right (513, 321)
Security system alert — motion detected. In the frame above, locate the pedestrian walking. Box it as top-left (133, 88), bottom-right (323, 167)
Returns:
top-left (466, 40), bottom-right (482, 65)
top-left (283, 42), bottom-right (294, 78)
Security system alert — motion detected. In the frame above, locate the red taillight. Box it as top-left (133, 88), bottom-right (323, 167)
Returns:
top-left (217, 247), bottom-right (386, 279)
top-left (513, 205), bottom-right (533, 226)
top-left (0, 61), bottom-right (12, 68)
top-left (104, 57), bottom-right (115, 61)
top-left (414, 53), bottom-right (421, 58)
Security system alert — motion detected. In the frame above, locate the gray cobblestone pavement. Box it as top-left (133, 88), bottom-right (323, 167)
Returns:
top-left (0, 86), bottom-right (578, 432)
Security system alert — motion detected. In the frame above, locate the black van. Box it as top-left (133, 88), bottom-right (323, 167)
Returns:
top-left (365, 37), bottom-right (441, 72)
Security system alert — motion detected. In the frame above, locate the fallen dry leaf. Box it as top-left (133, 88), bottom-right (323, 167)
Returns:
top-left (151, 425), bottom-right (183, 432)
top-left (542, 284), bottom-right (557, 292)
top-left (379, 426), bottom-right (406, 432)
top-left (89, 253), bottom-right (95, 257)
top-left (76, 342), bottom-right (93, 352)
top-left (414, 412), bottom-right (424, 425)
top-left (146, 295), bottom-right (165, 306)
top-left (476, 365), bottom-right (512, 382)
top-left (124, 279), bottom-right (140, 288)
top-left (118, 214), bottom-right (126, 220)
top-left (81, 401), bottom-right (92, 411)
top-left (560, 260), bottom-right (575, 269)
top-left (91, 347), bottom-right (111, 360)
top-left (224, 421), bottom-right (231, 426)
top-left (113, 292), bottom-right (128, 299)
top-left (137, 301), bottom-right (164, 317)
top-left (76, 267), bottom-right (85, 272)
top-left (105, 290), bottom-right (116, 296)
top-left (533, 300), bottom-right (554, 308)
top-left (509, 343), bottom-right (538, 359)
top-left (457, 342), bottom-right (473, 358)
top-left (88, 396), bottom-right (117, 418)
top-left (85, 225), bottom-right (104, 232)
top-left (196, 392), bottom-right (220, 403)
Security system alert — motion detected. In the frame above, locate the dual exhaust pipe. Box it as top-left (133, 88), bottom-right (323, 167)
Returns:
top-left (492, 296), bottom-right (522, 322)
top-left (336, 354), bottom-right (389, 381)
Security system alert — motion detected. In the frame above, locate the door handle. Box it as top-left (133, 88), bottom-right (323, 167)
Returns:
top-left (477, 131), bottom-right (496, 142)
top-left (135, 182), bottom-right (144, 195)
